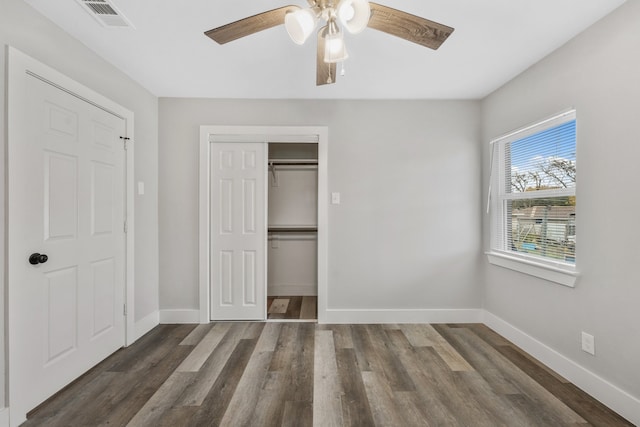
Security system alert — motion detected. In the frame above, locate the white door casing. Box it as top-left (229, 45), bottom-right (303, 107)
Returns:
top-left (210, 142), bottom-right (266, 320)
top-left (7, 48), bottom-right (135, 426)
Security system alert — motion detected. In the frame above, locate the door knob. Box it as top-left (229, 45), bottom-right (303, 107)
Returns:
top-left (29, 253), bottom-right (48, 265)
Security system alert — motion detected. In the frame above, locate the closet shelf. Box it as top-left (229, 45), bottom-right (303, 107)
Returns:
top-left (268, 159), bottom-right (318, 165)
top-left (268, 226), bottom-right (317, 233)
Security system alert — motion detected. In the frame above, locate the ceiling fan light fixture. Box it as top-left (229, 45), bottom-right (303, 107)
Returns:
top-left (323, 24), bottom-right (349, 63)
top-left (285, 7), bottom-right (318, 45)
top-left (204, 2), bottom-right (454, 86)
top-left (337, 0), bottom-right (370, 34)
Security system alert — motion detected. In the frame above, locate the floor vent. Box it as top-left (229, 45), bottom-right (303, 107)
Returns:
top-left (76, 0), bottom-right (134, 28)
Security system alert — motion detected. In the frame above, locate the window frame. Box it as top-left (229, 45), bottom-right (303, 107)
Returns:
top-left (487, 110), bottom-right (578, 287)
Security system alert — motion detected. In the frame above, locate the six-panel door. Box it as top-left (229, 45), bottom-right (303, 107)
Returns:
top-left (210, 142), bottom-right (266, 320)
top-left (9, 74), bottom-right (126, 418)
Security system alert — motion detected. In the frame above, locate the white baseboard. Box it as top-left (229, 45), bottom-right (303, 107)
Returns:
top-left (322, 308), bottom-right (483, 324)
top-left (159, 309), bottom-right (201, 324)
top-left (483, 311), bottom-right (640, 425)
top-left (268, 285), bottom-right (317, 296)
top-left (134, 310), bottom-right (160, 342)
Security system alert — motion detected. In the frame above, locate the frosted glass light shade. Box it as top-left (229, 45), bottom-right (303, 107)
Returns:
top-left (324, 32), bottom-right (349, 63)
top-left (337, 0), bottom-right (370, 34)
top-left (285, 8), bottom-right (318, 45)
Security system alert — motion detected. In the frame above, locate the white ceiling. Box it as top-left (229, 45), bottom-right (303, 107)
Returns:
top-left (23, 0), bottom-right (626, 99)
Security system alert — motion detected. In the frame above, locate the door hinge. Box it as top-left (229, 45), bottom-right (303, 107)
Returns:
top-left (123, 304), bottom-right (127, 316)
top-left (124, 220), bottom-right (128, 234)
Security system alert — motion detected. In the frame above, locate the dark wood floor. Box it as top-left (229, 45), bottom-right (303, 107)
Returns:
top-left (267, 296), bottom-right (317, 320)
top-left (24, 323), bottom-right (632, 427)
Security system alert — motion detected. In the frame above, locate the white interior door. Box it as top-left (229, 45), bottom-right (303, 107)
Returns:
top-left (210, 142), bottom-right (266, 320)
top-left (8, 74), bottom-right (126, 420)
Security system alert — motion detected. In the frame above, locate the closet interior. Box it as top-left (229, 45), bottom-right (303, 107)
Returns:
top-left (267, 143), bottom-right (318, 320)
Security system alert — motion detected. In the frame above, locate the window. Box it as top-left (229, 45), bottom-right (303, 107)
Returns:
top-left (488, 110), bottom-right (577, 286)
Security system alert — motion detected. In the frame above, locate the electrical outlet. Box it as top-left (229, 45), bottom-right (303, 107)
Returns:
top-left (581, 332), bottom-right (595, 355)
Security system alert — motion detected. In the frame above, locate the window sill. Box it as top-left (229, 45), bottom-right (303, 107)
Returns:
top-left (486, 251), bottom-right (578, 288)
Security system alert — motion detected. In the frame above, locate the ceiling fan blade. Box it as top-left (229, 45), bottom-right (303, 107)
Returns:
top-left (316, 27), bottom-right (337, 86)
top-left (205, 6), bottom-right (299, 44)
top-left (368, 3), bottom-right (454, 50)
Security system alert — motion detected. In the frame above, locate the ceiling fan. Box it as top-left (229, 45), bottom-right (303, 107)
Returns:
top-left (204, 0), bottom-right (454, 86)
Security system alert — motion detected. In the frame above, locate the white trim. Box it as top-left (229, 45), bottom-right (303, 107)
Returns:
top-left (483, 311), bottom-right (640, 425)
top-left (322, 309), bottom-right (484, 324)
top-left (267, 285), bottom-right (317, 296)
top-left (159, 309), bottom-right (202, 324)
top-left (199, 126), bottom-right (329, 324)
top-left (134, 311), bottom-right (160, 341)
top-left (199, 127), bottom-right (211, 323)
top-left (486, 251), bottom-right (578, 287)
top-left (316, 130), bottom-right (329, 323)
top-left (210, 134), bottom-right (319, 143)
top-left (124, 114), bottom-right (136, 347)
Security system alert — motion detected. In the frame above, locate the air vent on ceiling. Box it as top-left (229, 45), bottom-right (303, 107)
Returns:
top-left (76, 0), bottom-right (134, 28)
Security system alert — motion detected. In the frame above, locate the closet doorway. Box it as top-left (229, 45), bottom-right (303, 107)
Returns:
top-left (199, 126), bottom-right (328, 324)
top-left (267, 143), bottom-right (318, 320)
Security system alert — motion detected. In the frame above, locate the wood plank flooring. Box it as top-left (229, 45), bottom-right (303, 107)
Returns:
top-left (267, 296), bottom-right (317, 320)
top-left (24, 323), bottom-right (633, 427)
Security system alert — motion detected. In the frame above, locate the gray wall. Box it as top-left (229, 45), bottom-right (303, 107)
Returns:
top-left (158, 99), bottom-right (482, 312)
top-left (1, 0), bottom-right (160, 405)
top-left (482, 0), bottom-right (640, 400)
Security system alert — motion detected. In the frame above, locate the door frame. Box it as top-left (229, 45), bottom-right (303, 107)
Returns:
top-left (7, 48), bottom-right (136, 353)
top-left (199, 126), bottom-right (328, 323)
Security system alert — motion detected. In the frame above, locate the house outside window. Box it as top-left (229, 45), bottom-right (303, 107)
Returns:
top-left (488, 110), bottom-right (577, 286)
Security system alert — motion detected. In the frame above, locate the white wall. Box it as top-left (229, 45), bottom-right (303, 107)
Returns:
top-left (482, 0), bottom-right (640, 405)
top-left (268, 236), bottom-right (318, 296)
top-left (268, 167), bottom-right (318, 228)
top-left (0, 0), bottom-right (160, 406)
top-left (159, 99), bottom-right (482, 313)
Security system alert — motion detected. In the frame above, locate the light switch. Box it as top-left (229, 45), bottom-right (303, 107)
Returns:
top-left (137, 181), bottom-right (145, 195)
top-left (331, 192), bottom-right (341, 204)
